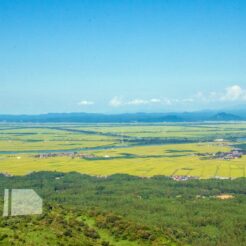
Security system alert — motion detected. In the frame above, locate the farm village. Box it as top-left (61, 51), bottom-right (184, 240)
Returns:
top-left (0, 123), bottom-right (245, 180)
top-left (196, 148), bottom-right (244, 160)
top-left (30, 140), bottom-right (245, 182)
top-left (33, 146), bottom-right (245, 161)
top-left (34, 152), bottom-right (97, 159)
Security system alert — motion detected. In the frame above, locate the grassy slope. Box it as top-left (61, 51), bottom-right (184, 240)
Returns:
top-left (0, 204), bottom-right (164, 246)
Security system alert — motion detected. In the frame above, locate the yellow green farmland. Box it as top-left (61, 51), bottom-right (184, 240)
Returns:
top-left (0, 122), bottom-right (245, 178)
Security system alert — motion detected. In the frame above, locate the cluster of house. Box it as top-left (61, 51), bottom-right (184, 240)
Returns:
top-left (34, 152), bottom-right (96, 159)
top-left (171, 175), bottom-right (199, 181)
top-left (197, 148), bottom-right (244, 160)
top-left (0, 172), bottom-right (12, 177)
top-left (214, 176), bottom-right (231, 180)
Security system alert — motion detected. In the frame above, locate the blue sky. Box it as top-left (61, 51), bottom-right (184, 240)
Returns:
top-left (0, 0), bottom-right (246, 114)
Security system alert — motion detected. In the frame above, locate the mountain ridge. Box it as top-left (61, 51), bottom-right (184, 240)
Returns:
top-left (0, 111), bottom-right (245, 123)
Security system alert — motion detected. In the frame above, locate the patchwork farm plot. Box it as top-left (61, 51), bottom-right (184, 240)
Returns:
top-left (0, 122), bottom-right (245, 178)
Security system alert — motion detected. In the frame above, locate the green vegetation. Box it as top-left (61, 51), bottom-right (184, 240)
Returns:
top-left (0, 203), bottom-right (147, 246)
top-left (0, 172), bottom-right (245, 245)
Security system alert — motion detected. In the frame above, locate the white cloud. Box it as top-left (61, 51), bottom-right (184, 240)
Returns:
top-left (78, 100), bottom-right (94, 106)
top-left (109, 97), bottom-right (123, 107)
top-left (163, 98), bottom-right (172, 105)
top-left (109, 97), bottom-right (163, 107)
top-left (194, 85), bottom-right (246, 103)
top-left (127, 99), bottom-right (149, 105)
top-left (127, 98), bottom-right (164, 106)
top-left (220, 85), bottom-right (246, 101)
top-left (150, 98), bottom-right (161, 103)
top-left (108, 85), bottom-right (246, 108)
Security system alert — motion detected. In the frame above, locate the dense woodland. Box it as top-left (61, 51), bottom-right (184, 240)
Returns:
top-left (0, 172), bottom-right (245, 245)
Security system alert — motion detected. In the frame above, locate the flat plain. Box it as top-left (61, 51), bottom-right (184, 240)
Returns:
top-left (0, 122), bottom-right (245, 178)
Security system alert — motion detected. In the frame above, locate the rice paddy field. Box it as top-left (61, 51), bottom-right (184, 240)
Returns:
top-left (0, 122), bottom-right (246, 178)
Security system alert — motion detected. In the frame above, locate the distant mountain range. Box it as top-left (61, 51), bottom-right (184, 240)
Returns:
top-left (0, 111), bottom-right (245, 123)
top-left (208, 112), bottom-right (242, 121)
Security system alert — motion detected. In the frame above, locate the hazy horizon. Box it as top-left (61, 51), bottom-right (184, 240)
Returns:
top-left (1, 105), bottom-right (246, 116)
